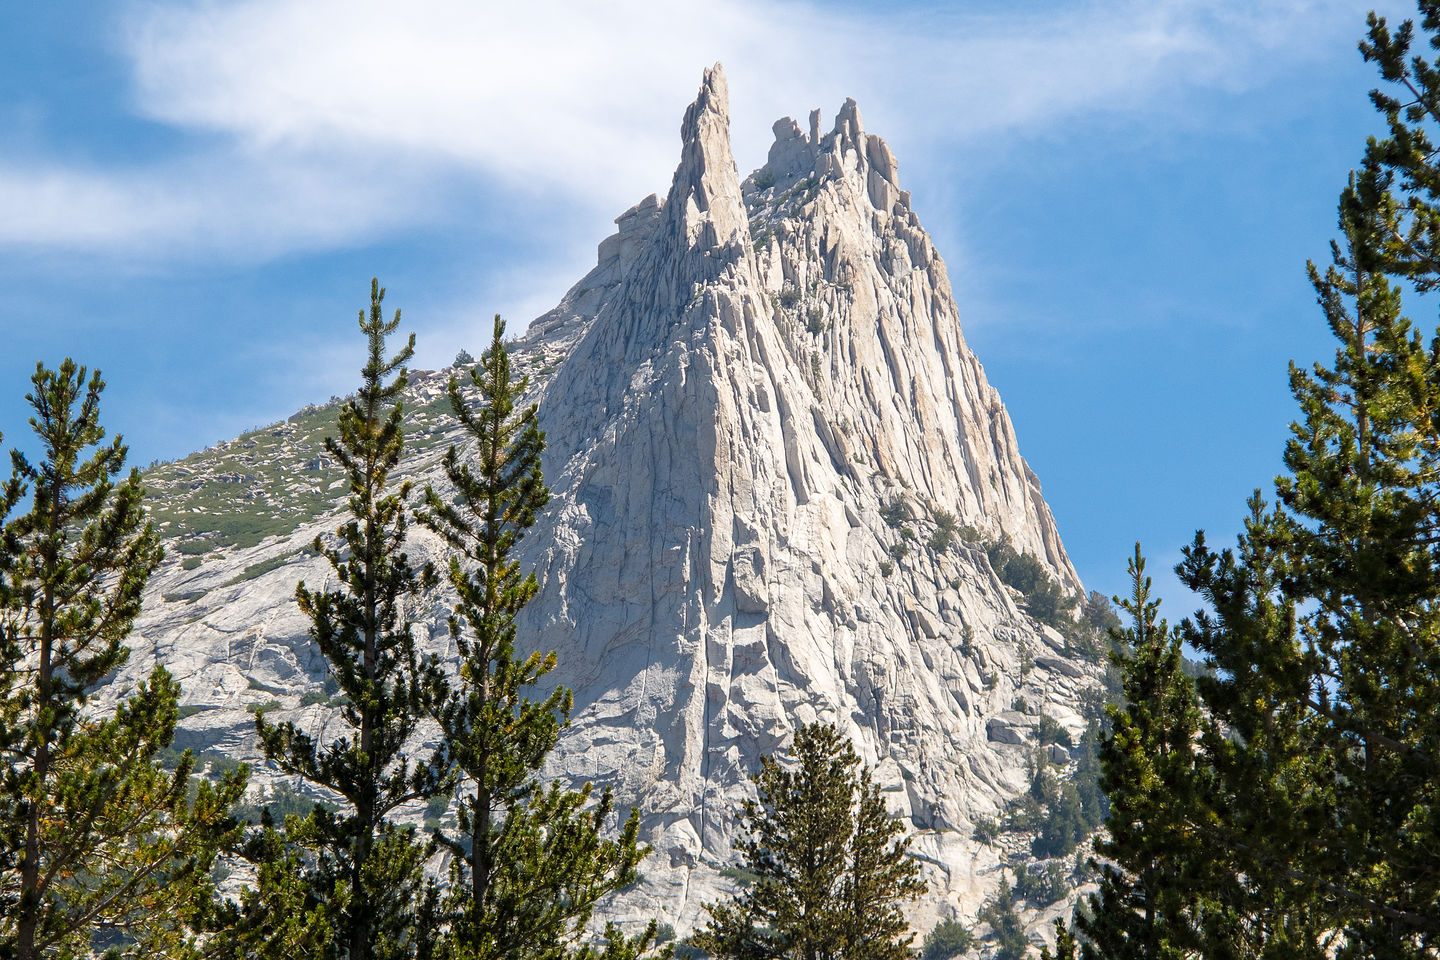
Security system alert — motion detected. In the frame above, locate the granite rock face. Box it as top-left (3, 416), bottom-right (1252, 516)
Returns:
top-left (119, 63), bottom-right (1099, 943)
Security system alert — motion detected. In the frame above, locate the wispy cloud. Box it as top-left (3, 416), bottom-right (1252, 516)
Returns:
top-left (871, 2), bottom-right (1366, 146)
top-left (0, 151), bottom-right (443, 259)
top-left (1, 0), bottom-right (1371, 261)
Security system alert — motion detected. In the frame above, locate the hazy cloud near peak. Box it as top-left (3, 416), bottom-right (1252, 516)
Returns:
top-left (1, 0), bottom-right (1372, 259)
top-left (0, 153), bottom-right (445, 259)
top-left (124, 0), bottom-right (830, 205)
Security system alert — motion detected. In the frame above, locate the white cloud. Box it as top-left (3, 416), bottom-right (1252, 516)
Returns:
top-left (0, 0), bottom-right (1373, 261)
top-left (124, 0), bottom-right (774, 207)
top-left (0, 166), bottom-right (197, 249)
top-left (874, 2), bottom-right (1362, 144)
top-left (0, 150), bottom-right (444, 259)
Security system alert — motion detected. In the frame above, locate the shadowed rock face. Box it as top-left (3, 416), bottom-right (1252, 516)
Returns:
top-left (120, 63), bottom-right (1096, 938)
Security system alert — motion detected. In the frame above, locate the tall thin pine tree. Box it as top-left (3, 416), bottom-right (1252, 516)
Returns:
top-left (1179, 153), bottom-right (1440, 960)
top-left (255, 281), bottom-right (444, 960)
top-left (1078, 547), bottom-right (1213, 960)
top-left (0, 361), bottom-right (244, 958)
top-left (1067, 10), bottom-right (1440, 958)
top-left (1147, 10), bottom-right (1440, 955)
top-left (418, 315), bottom-right (654, 960)
top-left (0, 427), bottom-right (23, 906)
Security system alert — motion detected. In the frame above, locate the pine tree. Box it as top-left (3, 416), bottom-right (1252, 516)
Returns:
top-left (976, 878), bottom-right (1027, 960)
top-left (1294, 17), bottom-right (1440, 950)
top-left (839, 761), bottom-right (925, 959)
top-left (692, 722), bottom-right (923, 960)
top-left (1167, 11), bottom-right (1440, 951)
top-left (919, 919), bottom-right (974, 960)
top-left (254, 281), bottom-right (443, 960)
top-left (1072, 723), bottom-right (1104, 832)
top-left (205, 814), bottom-right (335, 960)
top-left (0, 361), bottom-right (245, 958)
top-left (1177, 143), bottom-right (1440, 960)
top-left (1040, 918), bottom-right (1079, 960)
top-left (1077, 546), bottom-right (1208, 960)
top-left (0, 428), bottom-right (24, 906)
top-left (418, 315), bottom-right (654, 960)
top-left (1055, 10), bottom-right (1440, 959)
top-left (1174, 501), bottom-right (1334, 960)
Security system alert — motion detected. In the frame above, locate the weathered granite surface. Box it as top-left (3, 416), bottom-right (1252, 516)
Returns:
top-left (114, 64), bottom-right (1099, 947)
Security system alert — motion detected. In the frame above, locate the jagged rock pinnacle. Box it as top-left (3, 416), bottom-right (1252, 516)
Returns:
top-left (122, 65), bottom-right (1095, 945)
top-left (506, 66), bottom-right (1087, 929)
top-left (667, 62), bottom-right (749, 258)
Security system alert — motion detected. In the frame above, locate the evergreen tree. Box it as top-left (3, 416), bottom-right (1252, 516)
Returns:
top-left (1173, 502), bottom-right (1334, 960)
top-left (1040, 919), bottom-right (1079, 960)
top-left (254, 281), bottom-right (443, 960)
top-left (1081, 592), bottom-right (1120, 636)
top-left (976, 878), bottom-right (1027, 960)
top-left (1166, 11), bottom-right (1440, 953)
top-left (1047, 11), bottom-right (1440, 957)
top-left (205, 814), bottom-right (336, 960)
top-left (418, 315), bottom-right (654, 960)
top-left (839, 761), bottom-right (925, 958)
top-left (1031, 781), bottom-right (1085, 861)
top-left (1175, 133), bottom-right (1440, 960)
top-left (0, 429), bottom-right (24, 905)
top-left (0, 361), bottom-right (244, 958)
top-left (1295, 18), bottom-right (1440, 950)
top-left (693, 722), bottom-right (923, 960)
top-left (1077, 547), bottom-right (1208, 960)
top-left (985, 538), bottom-right (1077, 629)
top-left (1072, 723), bottom-right (1104, 831)
top-left (920, 919), bottom-right (974, 960)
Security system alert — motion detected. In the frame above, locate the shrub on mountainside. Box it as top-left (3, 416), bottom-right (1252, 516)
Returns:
top-left (921, 918), bottom-right (976, 960)
top-left (984, 537), bottom-right (1077, 629)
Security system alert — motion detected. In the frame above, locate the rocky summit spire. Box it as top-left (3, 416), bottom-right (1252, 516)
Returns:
top-left (123, 65), bottom-right (1098, 945)
top-left (670, 63), bottom-right (748, 251)
top-left (507, 66), bottom-right (1090, 928)
top-left (535, 62), bottom-right (764, 463)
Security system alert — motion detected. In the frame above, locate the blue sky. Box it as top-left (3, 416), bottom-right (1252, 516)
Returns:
top-left (0, 0), bottom-right (1401, 608)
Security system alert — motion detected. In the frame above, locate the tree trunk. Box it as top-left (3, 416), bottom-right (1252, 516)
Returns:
top-left (18, 494), bottom-right (59, 960)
